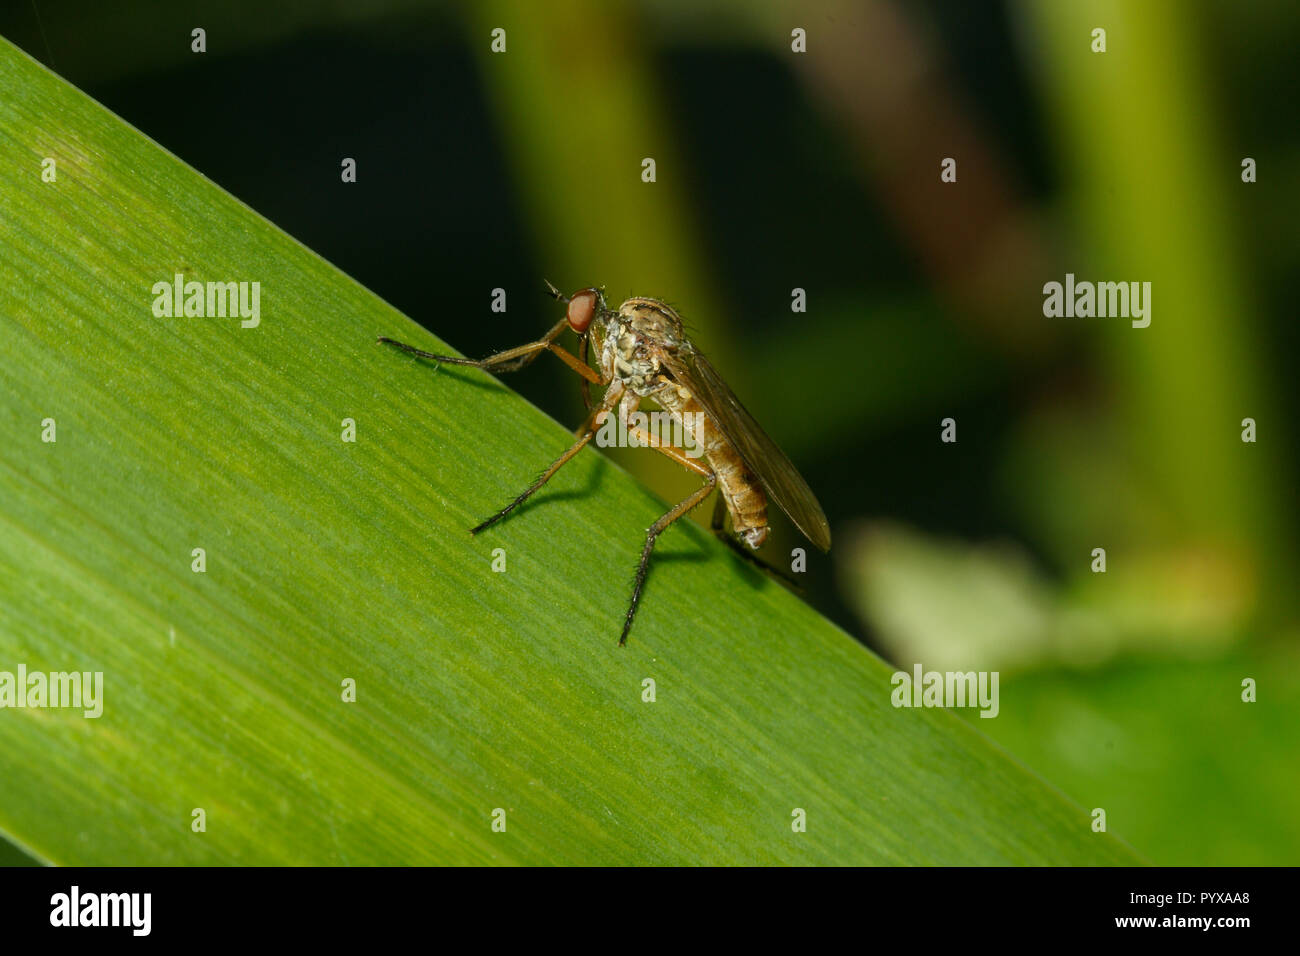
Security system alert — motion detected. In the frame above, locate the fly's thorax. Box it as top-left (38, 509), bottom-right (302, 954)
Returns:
top-left (599, 297), bottom-right (685, 396)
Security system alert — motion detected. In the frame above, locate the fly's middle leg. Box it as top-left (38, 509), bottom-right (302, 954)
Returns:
top-left (471, 384), bottom-right (623, 535)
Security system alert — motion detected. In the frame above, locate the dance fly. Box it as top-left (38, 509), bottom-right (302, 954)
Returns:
top-left (378, 282), bottom-right (831, 645)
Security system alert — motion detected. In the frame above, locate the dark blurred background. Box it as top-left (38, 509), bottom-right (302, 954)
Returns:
top-left (3, 0), bottom-right (1296, 864)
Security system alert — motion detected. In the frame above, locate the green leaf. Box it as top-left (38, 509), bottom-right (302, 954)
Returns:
top-left (0, 39), bottom-right (1139, 865)
top-left (965, 646), bottom-right (1300, 866)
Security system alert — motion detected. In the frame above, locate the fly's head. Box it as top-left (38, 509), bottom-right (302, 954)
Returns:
top-left (561, 286), bottom-right (608, 336)
top-left (602, 297), bottom-right (685, 396)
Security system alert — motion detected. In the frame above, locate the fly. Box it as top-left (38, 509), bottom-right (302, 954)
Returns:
top-left (378, 281), bottom-right (831, 645)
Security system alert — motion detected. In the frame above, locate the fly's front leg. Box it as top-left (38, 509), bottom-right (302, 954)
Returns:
top-left (378, 315), bottom-right (565, 371)
top-left (379, 317), bottom-right (604, 386)
top-left (578, 335), bottom-right (592, 410)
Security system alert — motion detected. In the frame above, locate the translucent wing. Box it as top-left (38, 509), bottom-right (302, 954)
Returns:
top-left (658, 344), bottom-right (831, 551)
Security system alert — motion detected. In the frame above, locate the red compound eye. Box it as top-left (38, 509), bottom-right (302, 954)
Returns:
top-left (566, 289), bottom-right (599, 333)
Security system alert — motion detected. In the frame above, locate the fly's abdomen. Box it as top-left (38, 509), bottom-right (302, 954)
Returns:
top-left (658, 386), bottom-right (769, 548)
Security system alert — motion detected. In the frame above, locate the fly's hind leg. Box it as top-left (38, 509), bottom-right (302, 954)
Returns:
top-left (709, 496), bottom-right (805, 594)
top-left (616, 422), bottom-right (719, 645)
top-left (622, 472), bottom-right (716, 646)
top-left (624, 414), bottom-right (799, 598)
